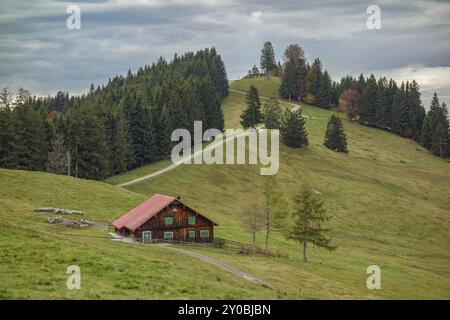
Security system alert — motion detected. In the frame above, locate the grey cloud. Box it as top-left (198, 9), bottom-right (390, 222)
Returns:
top-left (0, 0), bottom-right (449, 106)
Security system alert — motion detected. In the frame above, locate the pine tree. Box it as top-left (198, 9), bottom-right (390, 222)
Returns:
top-left (281, 109), bottom-right (308, 148)
top-left (420, 115), bottom-right (432, 150)
top-left (240, 85), bottom-right (262, 129)
top-left (426, 94), bottom-right (449, 157)
top-left (67, 106), bottom-right (109, 180)
top-left (307, 58), bottom-right (323, 98)
top-left (316, 71), bottom-right (332, 109)
top-left (260, 41), bottom-right (277, 76)
top-left (107, 109), bottom-right (134, 174)
top-left (391, 83), bottom-right (409, 136)
top-left (288, 186), bottom-right (336, 262)
top-left (279, 59), bottom-right (297, 101)
top-left (0, 90), bottom-right (15, 168)
top-left (11, 95), bottom-right (48, 171)
top-left (262, 98), bottom-right (282, 129)
top-left (360, 74), bottom-right (378, 126)
top-left (323, 115), bottom-right (348, 152)
top-left (407, 80), bottom-right (425, 141)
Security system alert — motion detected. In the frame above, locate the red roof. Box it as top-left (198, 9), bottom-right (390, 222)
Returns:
top-left (112, 194), bottom-right (175, 231)
top-left (112, 193), bottom-right (218, 231)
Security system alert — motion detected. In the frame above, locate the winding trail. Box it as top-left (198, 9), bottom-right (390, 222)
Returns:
top-left (117, 124), bottom-right (264, 187)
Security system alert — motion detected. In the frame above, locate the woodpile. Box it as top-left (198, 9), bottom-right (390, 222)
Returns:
top-left (47, 216), bottom-right (94, 228)
top-left (35, 207), bottom-right (84, 215)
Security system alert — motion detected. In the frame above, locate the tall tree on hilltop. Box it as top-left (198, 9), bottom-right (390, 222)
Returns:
top-left (240, 85), bottom-right (262, 129)
top-left (260, 41), bottom-right (277, 76)
top-left (279, 59), bottom-right (297, 101)
top-left (283, 44), bottom-right (305, 65)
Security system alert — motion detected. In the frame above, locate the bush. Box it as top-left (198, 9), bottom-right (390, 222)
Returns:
top-left (303, 94), bottom-right (316, 105)
top-left (213, 237), bottom-right (225, 248)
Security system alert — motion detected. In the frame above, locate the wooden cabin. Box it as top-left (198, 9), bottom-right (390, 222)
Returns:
top-left (112, 194), bottom-right (218, 243)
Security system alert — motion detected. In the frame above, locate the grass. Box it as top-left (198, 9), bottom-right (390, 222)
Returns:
top-left (230, 76), bottom-right (281, 98)
top-left (1, 77), bottom-right (449, 299)
top-left (0, 169), bottom-right (272, 299)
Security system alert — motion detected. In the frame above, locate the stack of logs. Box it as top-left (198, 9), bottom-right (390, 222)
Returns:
top-left (47, 217), bottom-right (94, 228)
top-left (34, 207), bottom-right (84, 215)
top-left (35, 207), bottom-right (94, 228)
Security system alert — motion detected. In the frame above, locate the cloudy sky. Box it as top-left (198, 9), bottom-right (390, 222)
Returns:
top-left (1, 0), bottom-right (449, 106)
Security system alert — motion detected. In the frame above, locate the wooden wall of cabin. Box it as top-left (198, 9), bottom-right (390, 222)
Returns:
top-left (133, 202), bottom-right (214, 243)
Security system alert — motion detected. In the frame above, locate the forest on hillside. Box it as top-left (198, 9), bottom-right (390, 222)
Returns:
top-left (0, 48), bottom-right (228, 180)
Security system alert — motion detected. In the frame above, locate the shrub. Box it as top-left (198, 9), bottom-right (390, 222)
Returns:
top-left (213, 237), bottom-right (225, 248)
top-left (303, 94), bottom-right (316, 105)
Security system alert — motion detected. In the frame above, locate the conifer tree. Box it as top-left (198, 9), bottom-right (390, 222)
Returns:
top-left (279, 59), bottom-right (297, 101)
top-left (323, 115), bottom-right (348, 152)
top-left (67, 106), bottom-right (109, 180)
top-left (260, 41), bottom-right (277, 76)
top-left (262, 98), bottom-right (282, 129)
top-left (360, 74), bottom-right (378, 126)
top-left (240, 85), bottom-right (262, 129)
top-left (316, 71), bottom-right (332, 108)
top-left (288, 186), bottom-right (336, 262)
top-left (391, 83), bottom-right (409, 136)
top-left (281, 109), bottom-right (308, 148)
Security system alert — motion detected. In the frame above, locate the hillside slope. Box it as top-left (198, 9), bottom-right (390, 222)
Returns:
top-left (1, 77), bottom-right (449, 299)
top-left (108, 77), bottom-right (450, 299)
top-left (0, 169), bottom-right (273, 299)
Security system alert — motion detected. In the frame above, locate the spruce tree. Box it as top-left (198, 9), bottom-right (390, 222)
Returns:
top-left (316, 71), bottom-right (332, 109)
top-left (240, 85), bottom-right (262, 129)
top-left (260, 41), bottom-right (277, 76)
top-left (420, 115), bottom-right (432, 149)
top-left (281, 109), bottom-right (308, 148)
top-left (12, 97), bottom-right (48, 171)
top-left (279, 59), bottom-right (297, 101)
top-left (323, 115), bottom-right (348, 152)
top-left (67, 106), bottom-right (109, 180)
top-left (360, 74), bottom-right (378, 126)
top-left (262, 98), bottom-right (282, 129)
top-left (391, 83), bottom-right (409, 136)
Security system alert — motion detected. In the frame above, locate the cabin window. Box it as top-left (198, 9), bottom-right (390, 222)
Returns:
top-left (164, 232), bottom-right (173, 239)
top-left (171, 203), bottom-right (178, 212)
top-left (188, 230), bottom-right (195, 238)
top-left (188, 216), bottom-right (196, 225)
top-left (165, 216), bottom-right (173, 225)
top-left (200, 229), bottom-right (209, 238)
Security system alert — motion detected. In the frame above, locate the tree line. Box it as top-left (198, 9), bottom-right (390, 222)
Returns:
top-left (0, 48), bottom-right (229, 179)
top-left (259, 41), bottom-right (449, 159)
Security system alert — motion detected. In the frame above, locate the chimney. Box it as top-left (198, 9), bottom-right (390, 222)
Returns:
top-left (176, 195), bottom-right (181, 200)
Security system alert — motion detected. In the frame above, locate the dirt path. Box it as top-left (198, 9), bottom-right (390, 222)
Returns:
top-left (117, 124), bottom-right (264, 187)
top-left (160, 244), bottom-right (272, 287)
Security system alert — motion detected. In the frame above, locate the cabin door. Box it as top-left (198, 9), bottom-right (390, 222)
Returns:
top-left (142, 231), bottom-right (151, 244)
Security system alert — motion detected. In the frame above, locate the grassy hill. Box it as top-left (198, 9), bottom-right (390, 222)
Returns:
top-left (1, 77), bottom-right (450, 299)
